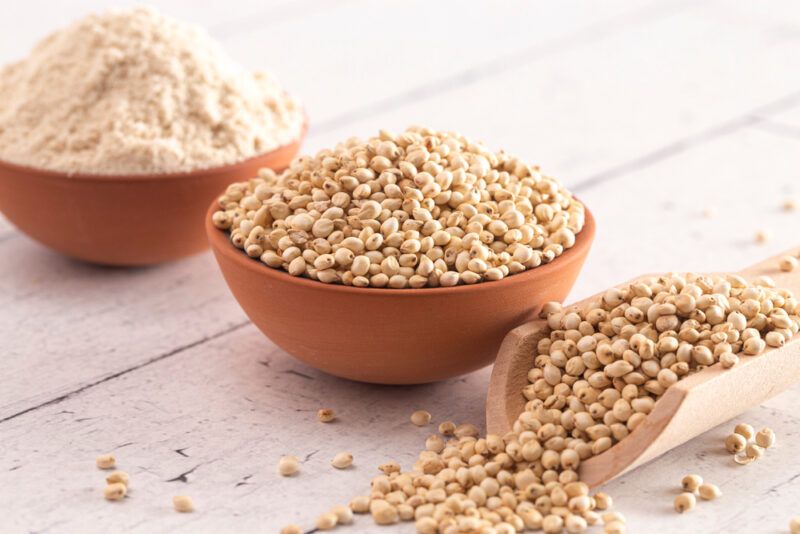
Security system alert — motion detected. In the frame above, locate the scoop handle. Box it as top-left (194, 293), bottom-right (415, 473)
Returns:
top-left (580, 247), bottom-right (800, 488)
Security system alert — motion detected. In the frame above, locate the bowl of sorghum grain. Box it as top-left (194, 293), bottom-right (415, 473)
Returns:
top-left (207, 126), bottom-right (595, 384)
top-left (0, 7), bottom-right (305, 265)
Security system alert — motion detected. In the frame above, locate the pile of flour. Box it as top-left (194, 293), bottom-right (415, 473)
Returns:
top-left (0, 7), bottom-right (304, 175)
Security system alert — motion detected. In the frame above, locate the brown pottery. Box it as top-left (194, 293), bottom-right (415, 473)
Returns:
top-left (207, 202), bottom-right (596, 384)
top-left (0, 135), bottom-right (303, 266)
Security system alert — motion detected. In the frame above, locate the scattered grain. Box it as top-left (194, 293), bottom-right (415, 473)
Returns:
top-left (349, 495), bottom-right (370, 513)
top-left (720, 351), bottom-right (739, 368)
top-left (698, 483), bottom-right (722, 500)
top-left (103, 483), bottom-right (127, 501)
top-left (410, 410), bottom-right (432, 426)
top-left (453, 422), bottom-right (479, 438)
top-left (602, 512), bottom-right (626, 524)
top-left (604, 521), bottom-right (627, 534)
top-left (317, 408), bottom-right (336, 423)
top-left (96, 454), bottom-right (116, 470)
top-left (594, 492), bottom-right (613, 510)
top-left (330, 504), bottom-right (354, 525)
top-left (745, 443), bottom-right (765, 460)
top-left (278, 455), bottom-right (300, 476)
top-left (755, 427), bottom-right (776, 448)
top-left (438, 421), bottom-right (456, 435)
top-left (105, 471), bottom-right (130, 487)
top-left (681, 474), bottom-right (703, 493)
top-left (332, 452), bottom-right (353, 469)
top-left (780, 256), bottom-right (798, 272)
top-left (371, 501), bottom-right (399, 525)
top-left (378, 461), bottom-right (401, 475)
top-left (315, 512), bottom-right (338, 530)
top-left (172, 495), bottom-right (194, 513)
top-left (734, 423), bottom-right (755, 441)
top-left (725, 433), bottom-right (747, 454)
top-left (674, 492), bottom-right (696, 513)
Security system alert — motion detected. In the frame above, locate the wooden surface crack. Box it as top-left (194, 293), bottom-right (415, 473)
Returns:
top-left (0, 320), bottom-right (250, 425)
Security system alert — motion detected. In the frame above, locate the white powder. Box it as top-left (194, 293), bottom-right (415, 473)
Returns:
top-left (0, 6), bottom-right (304, 175)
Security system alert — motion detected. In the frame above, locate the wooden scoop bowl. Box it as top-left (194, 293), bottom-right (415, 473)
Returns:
top-left (486, 249), bottom-right (800, 488)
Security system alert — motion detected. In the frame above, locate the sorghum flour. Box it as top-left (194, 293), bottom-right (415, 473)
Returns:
top-left (0, 7), bottom-right (304, 175)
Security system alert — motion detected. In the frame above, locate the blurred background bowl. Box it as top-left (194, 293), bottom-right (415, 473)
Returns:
top-left (0, 134), bottom-right (304, 266)
top-left (207, 201), bottom-right (596, 384)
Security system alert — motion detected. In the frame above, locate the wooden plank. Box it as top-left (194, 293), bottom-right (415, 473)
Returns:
top-left (3, 123), bottom-right (800, 533)
top-left (0, 242), bottom-right (247, 420)
top-left (302, 5), bottom-right (800, 185)
top-left (0, 324), bottom-right (494, 532)
top-left (751, 105), bottom-right (800, 139)
top-left (224, 0), bottom-right (684, 130)
top-left (0, 0), bottom-right (315, 65)
top-left (3, 2), bottom-right (800, 532)
top-left (0, 318), bottom-right (797, 532)
top-left (572, 126), bottom-right (800, 301)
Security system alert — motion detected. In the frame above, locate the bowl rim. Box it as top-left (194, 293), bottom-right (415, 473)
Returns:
top-left (0, 121), bottom-right (307, 183)
top-left (206, 199), bottom-right (596, 298)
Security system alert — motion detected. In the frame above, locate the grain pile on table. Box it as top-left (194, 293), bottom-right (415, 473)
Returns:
top-left (0, 6), bottom-right (303, 175)
top-left (212, 126), bottom-right (585, 288)
top-left (300, 273), bottom-right (797, 533)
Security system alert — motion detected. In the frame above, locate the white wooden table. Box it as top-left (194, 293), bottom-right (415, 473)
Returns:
top-left (2, 1), bottom-right (800, 532)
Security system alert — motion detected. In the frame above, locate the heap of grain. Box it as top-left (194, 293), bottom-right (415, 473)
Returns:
top-left (213, 126), bottom-right (585, 288)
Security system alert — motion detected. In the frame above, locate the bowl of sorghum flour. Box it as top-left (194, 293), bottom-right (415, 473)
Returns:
top-left (207, 126), bottom-right (595, 383)
top-left (0, 7), bottom-right (305, 265)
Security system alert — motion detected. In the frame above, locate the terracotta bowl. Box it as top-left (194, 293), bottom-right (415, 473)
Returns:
top-left (207, 203), bottom-right (596, 384)
top-left (0, 136), bottom-right (303, 266)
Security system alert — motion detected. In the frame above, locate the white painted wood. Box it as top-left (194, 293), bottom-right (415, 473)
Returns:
top-left (0, 1), bottom-right (307, 66)
top-left (2, 1), bottom-right (800, 533)
top-left (224, 0), bottom-right (672, 131)
top-left (0, 242), bottom-right (247, 420)
top-left (304, 4), bottom-right (800, 182)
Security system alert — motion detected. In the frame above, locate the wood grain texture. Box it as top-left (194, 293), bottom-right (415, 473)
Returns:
top-left (1, 1), bottom-right (800, 532)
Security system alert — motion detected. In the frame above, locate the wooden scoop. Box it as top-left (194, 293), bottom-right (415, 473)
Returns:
top-left (486, 249), bottom-right (800, 489)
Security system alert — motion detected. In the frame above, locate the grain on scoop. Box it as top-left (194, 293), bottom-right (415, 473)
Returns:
top-left (336, 272), bottom-right (798, 531)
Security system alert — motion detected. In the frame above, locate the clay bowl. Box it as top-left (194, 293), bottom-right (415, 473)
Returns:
top-left (207, 203), bottom-right (596, 385)
top-left (0, 136), bottom-right (303, 266)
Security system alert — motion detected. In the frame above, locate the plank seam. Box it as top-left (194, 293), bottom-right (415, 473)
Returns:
top-left (309, 0), bottom-right (695, 137)
top-left (0, 320), bottom-right (250, 425)
top-left (571, 90), bottom-right (800, 192)
top-left (748, 117), bottom-right (800, 140)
